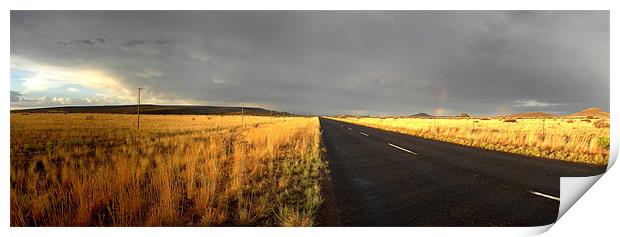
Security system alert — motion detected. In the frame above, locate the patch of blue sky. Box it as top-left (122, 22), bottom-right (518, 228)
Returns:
top-left (9, 68), bottom-right (33, 91)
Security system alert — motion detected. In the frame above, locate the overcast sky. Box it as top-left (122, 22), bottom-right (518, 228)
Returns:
top-left (10, 11), bottom-right (609, 115)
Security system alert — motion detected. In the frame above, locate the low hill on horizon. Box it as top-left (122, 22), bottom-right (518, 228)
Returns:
top-left (409, 112), bottom-right (434, 117)
top-left (11, 104), bottom-right (289, 116)
top-left (500, 107), bottom-right (610, 119)
top-left (569, 107), bottom-right (610, 118)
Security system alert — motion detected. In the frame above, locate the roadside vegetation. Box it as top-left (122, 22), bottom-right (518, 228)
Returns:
top-left (331, 116), bottom-right (609, 165)
top-left (11, 113), bottom-right (325, 226)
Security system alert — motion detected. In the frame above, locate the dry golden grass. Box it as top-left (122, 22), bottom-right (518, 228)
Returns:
top-left (331, 117), bottom-right (609, 165)
top-left (11, 113), bottom-right (324, 226)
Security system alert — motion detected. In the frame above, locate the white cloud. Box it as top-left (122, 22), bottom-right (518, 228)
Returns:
top-left (10, 95), bottom-right (124, 110)
top-left (67, 87), bottom-right (80, 92)
top-left (514, 100), bottom-right (560, 107)
top-left (212, 78), bottom-right (227, 84)
top-left (189, 53), bottom-right (210, 62)
top-left (11, 56), bottom-right (134, 102)
top-left (51, 97), bottom-right (71, 104)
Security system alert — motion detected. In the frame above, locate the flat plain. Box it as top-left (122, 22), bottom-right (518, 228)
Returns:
top-left (10, 109), bottom-right (610, 227)
top-left (331, 116), bottom-right (609, 165)
top-left (10, 113), bottom-right (324, 226)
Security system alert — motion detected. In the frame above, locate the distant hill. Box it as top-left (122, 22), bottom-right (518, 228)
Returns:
top-left (506, 112), bottom-right (554, 118)
top-left (410, 112), bottom-right (433, 117)
top-left (11, 104), bottom-right (288, 116)
top-left (569, 107), bottom-right (610, 118)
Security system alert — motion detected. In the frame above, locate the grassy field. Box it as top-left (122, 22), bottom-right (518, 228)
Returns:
top-left (331, 117), bottom-right (609, 165)
top-left (10, 113), bottom-right (325, 226)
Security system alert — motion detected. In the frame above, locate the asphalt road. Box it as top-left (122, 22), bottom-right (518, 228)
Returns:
top-left (317, 117), bottom-right (606, 227)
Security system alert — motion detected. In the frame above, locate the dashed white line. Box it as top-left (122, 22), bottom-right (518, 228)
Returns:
top-left (387, 143), bottom-right (418, 155)
top-left (360, 132), bottom-right (369, 137)
top-left (529, 191), bottom-right (560, 201)
top-left (347, 127), bottom-right (352, 130)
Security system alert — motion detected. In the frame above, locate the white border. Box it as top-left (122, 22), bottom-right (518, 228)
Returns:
top-left (2, 1), bottom-right (616, 237)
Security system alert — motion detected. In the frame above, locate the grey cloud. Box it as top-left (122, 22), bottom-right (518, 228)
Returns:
top-left (514, 100), bottom-right (561, 108)
top-left (10, 11), bottom-right (609, 115)
top-left (57, 38), bottom-right (105, 48)
top-left (10, 91), bottom-right (23, 102)
top-left (120, 39), bottom-right (167, 47)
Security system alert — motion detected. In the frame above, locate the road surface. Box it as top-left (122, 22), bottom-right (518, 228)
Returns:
top-left (317, 117), bottom-right (606, 226)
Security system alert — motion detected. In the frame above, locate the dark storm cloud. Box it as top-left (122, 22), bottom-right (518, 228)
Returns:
top-left (59, 39), bottom-right (94, 46)
top-left (57, 38), bottom-right (105, 48)
top-left (120, 39), bottom-right (167, 47)
top-left (10, 11), bottom-right (609, 115)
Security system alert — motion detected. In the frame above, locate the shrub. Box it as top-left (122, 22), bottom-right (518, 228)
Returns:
top-left (22, 143), bottom-right (32, 152)
top-left (503, 119), bottom-right (517, 123)
top-left (594, 120), bottom-right (610, 128)
top-left (598, 137), bottom-right (610, 149)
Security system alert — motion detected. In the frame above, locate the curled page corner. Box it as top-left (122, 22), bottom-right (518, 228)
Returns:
top-left (558, 175), bottom-right (603, 219)
top-left (554, 120), bottom-right (616, 222)
top-left (523, 224), bottom-right (554, 236)
top-left (607, 127), bottom-right (618, 169)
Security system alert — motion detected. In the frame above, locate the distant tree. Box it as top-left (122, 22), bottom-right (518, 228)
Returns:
top-left (459, 113), bottom-right (470, 118)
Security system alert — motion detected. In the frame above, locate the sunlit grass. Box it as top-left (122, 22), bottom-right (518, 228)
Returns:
top-left (331, 116), bottom-right (609, 165)
top-left (10, 113), bottom-right (325, 226)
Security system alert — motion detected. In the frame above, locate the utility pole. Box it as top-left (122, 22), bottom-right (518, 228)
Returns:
top-left (137, 88), bottom-right (143, 130)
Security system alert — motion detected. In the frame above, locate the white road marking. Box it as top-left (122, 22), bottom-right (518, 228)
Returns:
top-left (387, 143), bottom-right (418, 155)
top-left (347, 127), bottom-right (352, 130)
top-left (360, 132), bottom-right (369, 137)
top-left (529, 191), bottom-right (560, 201)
